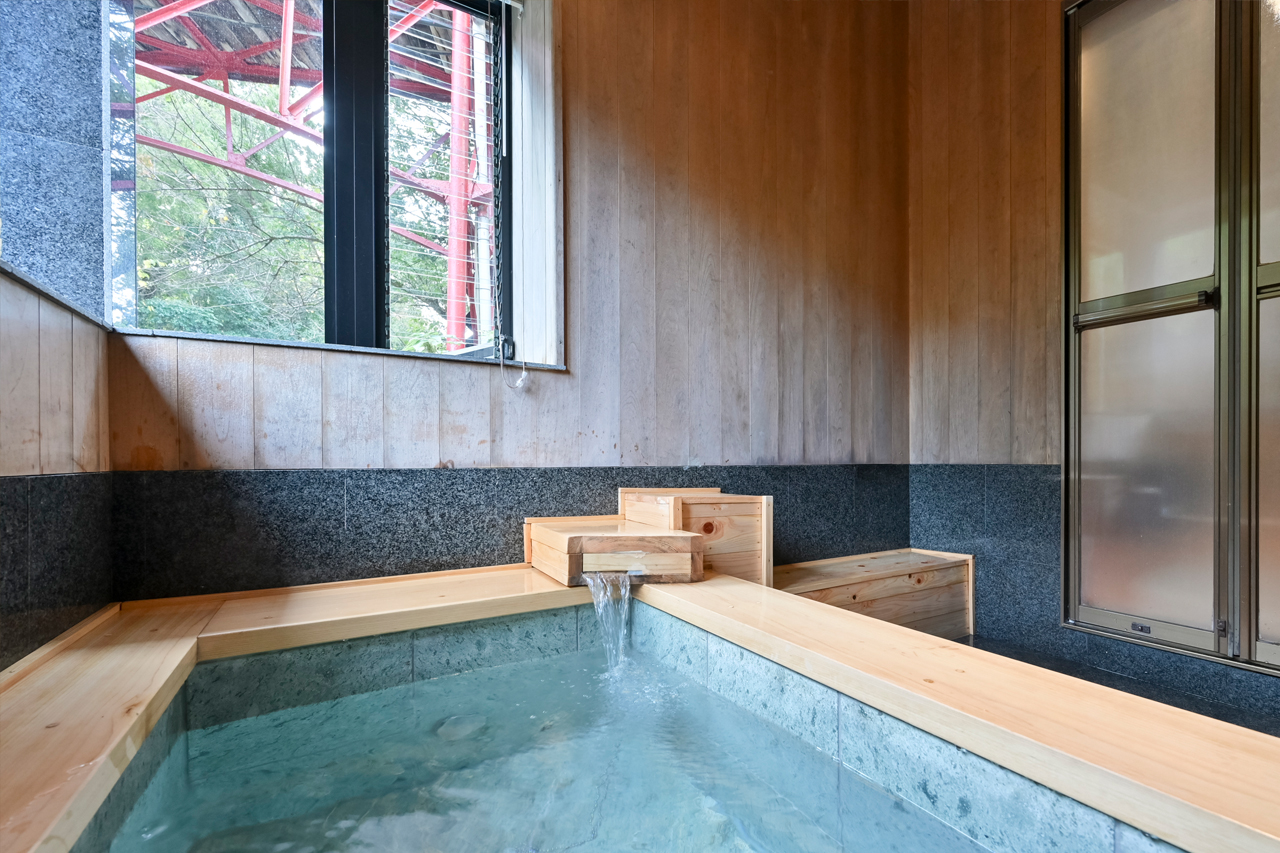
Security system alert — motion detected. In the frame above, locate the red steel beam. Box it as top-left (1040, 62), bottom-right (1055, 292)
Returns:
top-left (137, 59), bottom-right (323, 145)
top-left (137, 134), bottom-right (323, 201)
top-left (135, 0), bottom-right (217, 33)
top-left (390, 226), bottom-right (448, 255)
top-left (278, 0), bottom-right (296, 115)
top-left (446, 11), bottom-right (474, 350)
top-left (390, 1), bottom-right (440, 43)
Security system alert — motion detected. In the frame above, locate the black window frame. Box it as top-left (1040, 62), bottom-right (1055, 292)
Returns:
top-left (323, 0), bottom-right (514, 356)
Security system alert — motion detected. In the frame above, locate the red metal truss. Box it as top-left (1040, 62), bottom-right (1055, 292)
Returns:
top-left (135, 0), bottom-right (491, 350)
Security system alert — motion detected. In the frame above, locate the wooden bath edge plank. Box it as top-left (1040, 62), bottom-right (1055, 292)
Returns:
top-left (634, 575), bottom-right (1280, 853)
top-left (1, 604), bottom-right (220, 853)
top-left (0, 603), bottom-right (120, 695)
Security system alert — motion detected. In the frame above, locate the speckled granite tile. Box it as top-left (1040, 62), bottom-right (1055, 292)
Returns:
top-left (631, 601), bottom-right (707, 683)
top-left (1114, 823), bottom-right (1189, 853)
top-left (576, 602), bottom-right (603, 650)
top-left (0, 477), bottom-right (30, 670)
top-left (909, 464), bottom-right (986, 554)
top-left (186, 631), bottom-right (413, 730)
top-left (412, 608), bottom-right (577, 680)
top-left (984, 465), bottom-right (1060, 567)
top-left (0, 0), bottom-right (107, 147)
top-left (70, 693), bottom-right (187, 853)
top-left (838, 694), bottom-right (1114, 853)
top-left (28, 474), bottom-right (112, 613)
top-left (0, 130), bottom-right (107, 319)
top-left (838, 768), bottom-right (991, 853)
top-left (707, 634), bottom-right (839, 757)
top-left (974, 555), bottom-right (1088, 660)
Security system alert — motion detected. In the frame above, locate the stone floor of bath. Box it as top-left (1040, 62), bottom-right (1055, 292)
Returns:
top-left (961, 636), bottom-right (1280, 738)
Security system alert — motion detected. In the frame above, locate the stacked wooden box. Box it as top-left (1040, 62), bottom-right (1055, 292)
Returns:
top-left (773, 548), bottom-right (974, 640)
top-left (524, 488), bottom-right (773, 587)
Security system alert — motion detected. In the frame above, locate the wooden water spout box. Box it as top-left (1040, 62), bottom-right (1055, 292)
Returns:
top-left (524, 516), bottom-right (704, 586)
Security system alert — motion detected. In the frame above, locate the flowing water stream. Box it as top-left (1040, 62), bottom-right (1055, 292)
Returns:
top-left (583, 571), bottom-right (632, 668)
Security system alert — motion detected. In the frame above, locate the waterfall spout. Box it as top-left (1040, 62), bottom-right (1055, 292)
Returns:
top-left (583, 572), bottom-right (632, 669)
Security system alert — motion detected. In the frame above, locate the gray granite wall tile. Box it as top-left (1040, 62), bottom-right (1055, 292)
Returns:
top-left (110, 465), bottom-right (910, 600)
top-left (412, 608), bottom-right (578, 681)
top-left (70, 691), bottom-right (187, 853)
top-left (631, 600), bottom-right (708, 682)
top-left (185, 632), bottom-right (414, 730)
top-left (0, 473), bottom-right (112, 671)
top-left (838, 693), bottom-right (1115, 853)
top-left (706, 633), bottom-right (839, 758)
top-left (1114, 824), bottom-right (1186, 853)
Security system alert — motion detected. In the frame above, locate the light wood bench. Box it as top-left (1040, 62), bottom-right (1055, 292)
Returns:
top-left (774, 548), bottom-right (974, 640)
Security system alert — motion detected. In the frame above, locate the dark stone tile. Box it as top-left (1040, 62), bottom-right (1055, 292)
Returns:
top-left (186, 631), bottom-right (414, 730)
top-left (851, 465), bottom-right (911, 553)
top-left (0, 129), bottom-right (107, 320)
top-left (28, 474), bottom-right (112, 611)
top-left (117, 470), bottom-right (347, 599)
top-left (0, 0), bottom-right (107, 148)
top-left (984, 465), bottom-right (1061, 567)
top-left (909, 465), bottom-right (986, 554)
top-left (0, 476), bottom-right (30, 670)
top-left (972, 555), bottom-right (1086, 660)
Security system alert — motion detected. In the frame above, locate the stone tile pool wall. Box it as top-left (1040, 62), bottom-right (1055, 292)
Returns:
top-left (71, 603), bottom-right (1187, 853)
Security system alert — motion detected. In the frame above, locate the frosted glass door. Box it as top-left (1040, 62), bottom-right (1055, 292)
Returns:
top-left (1079, 311), bottom-right (1217, 631)
top-left (1079, 0), bottom-right (1216, 301)
top-left (1259, 299), bottom-right (1280, 643)
top-left (1263, 1), bottom-right (1280, 265)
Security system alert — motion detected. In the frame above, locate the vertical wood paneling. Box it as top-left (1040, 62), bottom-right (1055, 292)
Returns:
top-left (799, 3), bottom-right (829, 465)
top-left (826, 2), bottom-right (855, 464)
top-left (576, 0), bottom-right (621, 465)
top-left (909, 0), bottom-right (1064, 465)
top-left (777, 1), bottom-right (806, 466)
top-left (177, 339), bottom-right (254, 470)
top-left (978, 0), bottom-right (1012, 463)
top-left (851, 0), bottom-right (874, 463)
top-left (439, 363), bottom-right (492, 467)
top-left (717, 0), bottom-right (751, 465)
top-left (109, 335), bottom-right (179, 471)
top-left (617, 0), bottom-right (657, 466)
top-left (321, 351), bottom-right (384, 469)
top-left (748, 0), bottom-right (781, 465)
top-left (71, 316), bottom-right (105, 472)
top-left (687, 0), bottom-right (722, 467)
top-left (653, 0), bottom-right (691, 466)
top-left (38, 298), bottom-right (74, 474)
top-left (1, 278), bottom-right (41, 475)
top-left (383, 356), bottom-right (440, 468)
top-left (253, 346), bottom-right (321, 469)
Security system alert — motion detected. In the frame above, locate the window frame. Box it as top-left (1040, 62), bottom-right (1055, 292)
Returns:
top-left (1063, 0), bottom-right (1280, 673)
top-left (325, 0), bottom-right (515, 356)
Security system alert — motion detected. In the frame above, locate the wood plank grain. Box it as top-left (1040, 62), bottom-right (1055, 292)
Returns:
top-left (687, 0), bottom-right (722, 467)
top-left (576, 0), bottom-right (621, 466)
top-left (176, 338), bottom-right (254, 470)
top-left (1010, 0), bottom-right (1049, 465)
top-left (321, 351), bottom-right (384, 469)
top-left (851, 0), bottom-right (874, 463)
top-left (38, 298), bottom-right (74, 474)
top-left (825, 1), bottom-right (855, 464)
top-left (946, 0), bottom-right (982, 463)
top-left (776, 0), bottom-right (807, 466)
top-left (617, 0), bottom-right (657, 467)
top-left (907, 0), bottom-right (924, 463)
top-left (439, 362), bottom-right (492, 468)
top-left (689, 513), bottom-right (761, 556)
top-left (71, 318), bottom-right (105, 472)
top-left (717, 0), bottom-right (751, 464)
top-left (1044, 0), bottom-right (1065, 465)
top-left (0, 277), bottom-right (41, 475)
top-left (0, 604), bottom-right (221, 853)
top-left (748, 0), bottom-right (780, 464)
top-left (918, 0), bottom-right (950, 462)
top-left (653, 0), bottom-right (691, 467)
top-left (977, 0), bottom-right (1012, 463)
top-left (383, 357), bottom-right (440, 469)
top-left (108, 334), bottom-right (180, 471)
top-left (492, 361), bottom-right (538, 467)
top-left (252, 345), bottom-right (321, 469)
top-left (798, 565), bottom-right (967, 609)
top-left (898, 608), bottom-right (971, 641)
top-left (800, 0), bottom-right (829, 465)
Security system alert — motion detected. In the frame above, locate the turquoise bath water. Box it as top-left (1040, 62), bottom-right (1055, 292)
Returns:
top-left (111, 649), bottom-right (986, 852)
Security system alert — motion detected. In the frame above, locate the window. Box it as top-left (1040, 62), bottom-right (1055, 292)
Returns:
top-left (1066, 0), bottom-right (1280, 670)
top-left (114, 0), bottom-right (556, 362)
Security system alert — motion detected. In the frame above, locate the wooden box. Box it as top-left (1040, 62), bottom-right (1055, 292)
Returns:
top-left (618, 489), bottom-right (774, 586)
top-left (773, 548), bottom-right (974, 640)
top-left (524, 515), bottom-right (704, 587)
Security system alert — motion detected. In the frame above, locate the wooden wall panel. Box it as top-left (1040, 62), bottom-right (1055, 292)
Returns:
top-left (907, 0), bottom-right (1064, 465)
top-left (104, 0), bottom-right (912, 472)
top-left (176, 339), bottom-right (253, 470)
top-left (1, 275), bottom-right (110, 476)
